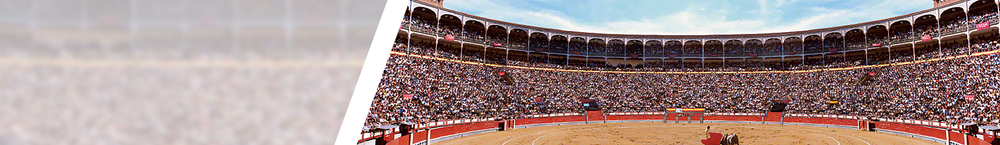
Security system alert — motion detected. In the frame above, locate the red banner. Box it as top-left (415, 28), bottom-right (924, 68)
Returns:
top-left (535, 97), bottom-right (543, 103)
top-left (403, 94), bottom-right (413, 100)
top-left (493, 43), bottom-right (502, 47)
top-left (750, 53), bottom-right (758, 58)
top-left (867, 71), bottom-right (876, 76)
top-left (630, 54), bottom-right (639, 59)
top-left (964, 95), bottom-right (975, 101)
top-left (977, 21), bottom-right (990, 30)
top-left (872, 43), bottom-right (881, 47)
top-left (445, 34), bottom-right (455, 41)
top-left (829, 48), bottom-right (838, 52)
top-left (497, 71), bottom-right (505, 76)
top-left (921, 35), bottom-right (932, 41)
top-left (669, 54), bottom-right (677, 58)
top-left (788, 51), bottom-right (796, 55)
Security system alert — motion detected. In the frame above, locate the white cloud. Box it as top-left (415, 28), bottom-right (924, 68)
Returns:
top-left (756, 0), bottom-right (768, 15)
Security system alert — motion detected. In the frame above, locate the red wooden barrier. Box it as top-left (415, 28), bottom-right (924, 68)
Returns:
top-left (427, 121), bottom-right (498, 139)
top-left (606, 115), bottom-right (662, 121)
top-left (704, 115), bottom-right (761, 122)
top-left (515, 116), bottom-right (585, 126)
top-left (408, 130), bottom-right (428, 144)
top-left (877, 121), bottom-right (948, 141)
top-left (385, 135), bottom-right (408, 145)
top-left (586, 111), bottom-right (603, 122)
top-left (764, 112), bottom-right (783, 122)
top-left (783, 117), bottom-right (856, 126)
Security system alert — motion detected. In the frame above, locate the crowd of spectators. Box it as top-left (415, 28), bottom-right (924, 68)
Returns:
top-left (461, 31), bottom-right (485, 43)
top-left (401, 9), bottom-right (998, 58)
top-left (705, 43), bottom-right (724, 56)
top-left (608, 42), bottom-right (626, 57)
top-left (724, 44), bottom-right (744, 57)
top-left (845, 37), bottom-right (866, 50)
top-left (366, 34), bottom-right (1000, 132)
top-left (804, 40), bottom-right (822, 53)
top-left (915, 25), bottom-right (940, 38)
top-left (401, 19), bottom-right (987, 60)
top-left (867, 37), bottom-right (887, 48)
top-left (486, 38), bottom-right (507, 47)
top-left (940, 16), bottom-right (970, 35)
top-left (970, 10), bottom-right (998, 26)
top-left (971, 34), bottom-right (1000, 53)
top-left (782, 41), bottom-right (802, 54)
top-left (823, 37), bottom-right (844, 52)
top-left (404, 17), bottom-right (437, 35)
top-left (376, 12), bottom-right (1000, 133)
top-left (588, 42), bottom-right (608, 56)
top-left (890, 30), bottom-right (914, 43)
top-left (761, 43), bottom-right (782, 54)
top-left (437, 25), bottom-right (460, 37)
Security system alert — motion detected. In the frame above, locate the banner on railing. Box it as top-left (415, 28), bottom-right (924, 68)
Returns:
top-left (921, 35), bottom-right (932, 41)
top-left (445, 34), bottom-right (455, 41)
top-left (977, 21), bottom-right (990, 30)
top-left (666, 108), bottom-right (705, 113)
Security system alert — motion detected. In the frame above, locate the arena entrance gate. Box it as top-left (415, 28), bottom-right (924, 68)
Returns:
top-left (581, 99), bottom-right (604, 124)
top-left (664, 108), bottom-right (705, 123)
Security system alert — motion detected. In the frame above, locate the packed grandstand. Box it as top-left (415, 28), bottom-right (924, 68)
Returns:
top-left (365, 0), bottom-right (1000, 136)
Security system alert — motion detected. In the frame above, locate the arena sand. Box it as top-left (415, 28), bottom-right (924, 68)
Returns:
top-left (436, 122), bottom-right (938, 145)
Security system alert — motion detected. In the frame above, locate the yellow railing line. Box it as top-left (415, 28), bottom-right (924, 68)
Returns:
top-left (389, 49), bottom-right (1000, 74)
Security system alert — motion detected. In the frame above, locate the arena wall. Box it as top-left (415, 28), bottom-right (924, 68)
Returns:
top-left (364, 113), bottom-right (997, 145)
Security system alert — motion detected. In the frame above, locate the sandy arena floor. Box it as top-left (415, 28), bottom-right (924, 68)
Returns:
top-left (435, 122), bottom-right (939, 145)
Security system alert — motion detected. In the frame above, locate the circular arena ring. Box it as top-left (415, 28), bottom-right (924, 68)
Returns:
top-left (364, 113), bottom-right (989, 145)
top-left (436, 122), bottom-right (936, 145)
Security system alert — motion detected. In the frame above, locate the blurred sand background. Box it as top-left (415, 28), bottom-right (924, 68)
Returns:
top-left (0, 0), bottom-right (384, 144)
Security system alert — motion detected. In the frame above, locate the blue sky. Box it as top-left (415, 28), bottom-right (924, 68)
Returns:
top-left (443, 0), bottom-right (933, 35)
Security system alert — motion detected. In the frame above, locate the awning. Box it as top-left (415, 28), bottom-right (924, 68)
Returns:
top-left (377, 125), bottom-right (399, 130)
top-left (980, 126), bottom-right (1000, 131)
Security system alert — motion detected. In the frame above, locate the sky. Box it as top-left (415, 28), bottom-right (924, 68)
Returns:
top-left (443, 0), bottom-right (934, 35)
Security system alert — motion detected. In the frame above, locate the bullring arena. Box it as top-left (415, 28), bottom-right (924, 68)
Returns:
top-left (360, 0), bottom-right (1000, 144)
top-left (438, 122), bottom-right (935, 145)
top-left (364, 112), bottom-right (988, 145)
